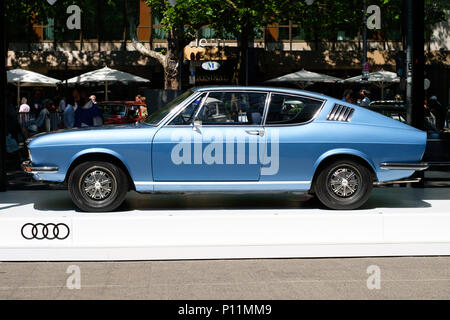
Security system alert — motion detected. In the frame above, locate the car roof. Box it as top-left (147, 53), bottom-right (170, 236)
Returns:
top-left (193, 86), bottom-right (330, 101)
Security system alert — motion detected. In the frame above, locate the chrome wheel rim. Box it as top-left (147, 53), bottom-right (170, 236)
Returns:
top-left (328, 167), bottom-right (360, 198)
top-left (81, 168), bottom-right (115, 201)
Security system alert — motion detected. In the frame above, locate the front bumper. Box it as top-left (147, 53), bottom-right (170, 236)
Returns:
top-left (380, 162), bottom-right (429, 171)
top-left (22, 160), bottom-right (59, 174)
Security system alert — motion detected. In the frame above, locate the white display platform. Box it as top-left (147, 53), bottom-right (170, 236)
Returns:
top-left (0, 187), bottom-right (450, 261)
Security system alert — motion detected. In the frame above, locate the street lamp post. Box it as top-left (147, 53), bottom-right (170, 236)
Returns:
top-left (0, 0), bottom-right (7, 192)
top-left (405, 0), bottom-right (413, 125)
top-left (404, 0), bottom-right (424, 129)
top-left (362, 0), bottom-right (368, 81)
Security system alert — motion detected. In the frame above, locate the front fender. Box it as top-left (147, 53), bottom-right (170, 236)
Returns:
top-left (70, 148), bottom-right (127, 166)
top-left (68, 148), bottom-right (134, 180)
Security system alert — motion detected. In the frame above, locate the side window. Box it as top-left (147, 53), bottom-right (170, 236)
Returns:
top-left (265, 94), bottom-right (323, 125)
top-left (169, 94), bottom-right (206, 125)
top-left (197, 92), bottom-right (267, 125)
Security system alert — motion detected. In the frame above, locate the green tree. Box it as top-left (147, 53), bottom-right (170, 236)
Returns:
top-left (5, 1), bottom-right (120, 44)
top-left (128, 0), bottom-right (212, 89)
top-left (133, 0), bottom-right (287, 86)
top-left (6, 0), bottom-right (69, 45)
top-left (194, 0), bottom-right (281, 84)
top-left (132, 0), bottom-right (449, 87)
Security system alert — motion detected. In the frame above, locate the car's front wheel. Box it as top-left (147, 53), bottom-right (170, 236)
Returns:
top-left (314, 159), bottom-right (373, 210)
top-left (68, 161), bottom-right (128, 212)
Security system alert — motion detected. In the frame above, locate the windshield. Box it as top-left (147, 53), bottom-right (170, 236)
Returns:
top-left (99, 104), bottom-right (127, 117)
top-left (144, 89), bottom-right (195, 126)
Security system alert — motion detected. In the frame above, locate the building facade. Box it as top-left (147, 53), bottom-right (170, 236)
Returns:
top-left (6, 0), bottom-right (450, 104)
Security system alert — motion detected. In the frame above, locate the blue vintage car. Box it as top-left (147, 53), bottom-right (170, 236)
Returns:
top-left (23, 86), bottom-right (428, 212)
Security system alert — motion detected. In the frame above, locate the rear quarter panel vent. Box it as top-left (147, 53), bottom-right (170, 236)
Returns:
top-left (327, 104), bottom-right (355, 122)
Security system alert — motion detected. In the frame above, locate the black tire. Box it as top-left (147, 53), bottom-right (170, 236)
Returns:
top-left (68, 161), bottom-right (128, 212)
top-left (314, 159), bottom-right (373, 210)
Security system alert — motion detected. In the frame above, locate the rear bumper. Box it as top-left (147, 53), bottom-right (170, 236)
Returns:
top-left (22, 160), bottom-right (59, 174)
top-left (380, 162), bottom-right (429, 171)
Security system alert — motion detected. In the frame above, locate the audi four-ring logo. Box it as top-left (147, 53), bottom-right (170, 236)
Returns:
top-left (21, 223), bottom-right (70, 240)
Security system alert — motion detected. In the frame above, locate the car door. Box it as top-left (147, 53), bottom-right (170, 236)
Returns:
top-left (261, 92), bottom-right (325, 184)
top-left (151, 90), bottom-right (268, 182)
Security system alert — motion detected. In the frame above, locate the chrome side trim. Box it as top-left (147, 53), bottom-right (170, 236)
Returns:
top-left (380, 162), bottom-right (429, 171)
top-left (22, 161), bottom-right (59, 174)
top-left (135, 181), bottom-right (311, 186)
top-left (374, 178), bottom-right (422, 186)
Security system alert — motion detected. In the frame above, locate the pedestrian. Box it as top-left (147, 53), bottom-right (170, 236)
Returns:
top-left (35, 100), bottom-right (51, 132)
top-left (394, 94), bottom-right (402, 102)
top-left (75, 89), bottom-right (103, 127)
top-left (19, 97), bottom-right (30, 113)
top-left (64, 89), bottom-right (80, 129)
top-left (30, 89), bottom-right (43, 118)
top-left (58, 95), bottom-right (67, 113)
top-left (358, 89), bottom-right (371, 107)
top-left (18, 97), bottom-right (31, 126)
top-left (342, 89), bottom-right (355, 104)
top-left (428, 96), bottom-right (445, 131)
top-left (64, 99), bottom-right (76, 129)
top-left (89, 95), bottom-right (97, 104)
top-left (48, 100), bottom-right (60, 131)
top-left (137, 97), bottom-right (148, 122)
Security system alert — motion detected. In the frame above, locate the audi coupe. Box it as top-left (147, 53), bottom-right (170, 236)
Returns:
top-left (23, 86), bottom-right (428, 212)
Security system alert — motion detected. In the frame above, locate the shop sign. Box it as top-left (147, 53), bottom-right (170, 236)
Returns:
top-left (190, 38), bottom-right (226, 48)
top-left (196, 74), bottom-right (229, 83)
top-left (201, 61), bottom-right (221, 71)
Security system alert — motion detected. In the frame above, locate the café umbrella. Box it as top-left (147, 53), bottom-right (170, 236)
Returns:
top-left (265, 69), bottom-right (342, 89)
top-left (7, 68), bottom-right (60, 107)
top-left (343, 70), bottom-right (400, 99)
top-left (65, 66), bottom-right (150, 100)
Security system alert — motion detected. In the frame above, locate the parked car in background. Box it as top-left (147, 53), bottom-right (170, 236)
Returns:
top-left (98, 101), bottom-right (147, 125)
top-left (23, 86), bottom-right (428, 212)
top-left (365, 100), bottom-right (407, 123)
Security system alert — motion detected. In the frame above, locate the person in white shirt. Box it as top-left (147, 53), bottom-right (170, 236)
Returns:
top-left (19, 97), bottom-right (30, 113)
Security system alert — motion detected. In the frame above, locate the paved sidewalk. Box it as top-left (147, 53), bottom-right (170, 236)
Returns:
top-left (0, 257), bottom-right (449, 299)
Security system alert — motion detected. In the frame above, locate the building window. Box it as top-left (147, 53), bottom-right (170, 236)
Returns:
top-left (336, 30), bottom-right (358, 41)
top-left (43, 18), bottom-right (55, 41)
top-left (152, 14), bottom-right (166, 39)
top-left (292, 27), bottom-right (306, 40)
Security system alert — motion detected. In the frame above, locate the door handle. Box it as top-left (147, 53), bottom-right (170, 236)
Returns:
top-left (245, 130), bottom-right (265, 137)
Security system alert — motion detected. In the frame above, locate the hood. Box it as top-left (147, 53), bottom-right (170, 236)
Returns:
top-left (27, 122), bottom-right (154, 148)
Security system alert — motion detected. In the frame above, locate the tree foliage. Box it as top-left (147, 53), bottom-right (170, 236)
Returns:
top-left (5, 0), bottom-right (119, 25)
top-left (143, 0), bottom-right (449, 84)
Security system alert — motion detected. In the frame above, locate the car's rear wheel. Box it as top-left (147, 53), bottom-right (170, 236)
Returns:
top-left (314, 159), bottom-right (373, 210)
top-left (68, 161), bottom-right (128, 212)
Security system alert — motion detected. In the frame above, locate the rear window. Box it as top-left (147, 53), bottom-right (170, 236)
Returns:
top-left (265, 94), bottom-right (323, 125)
